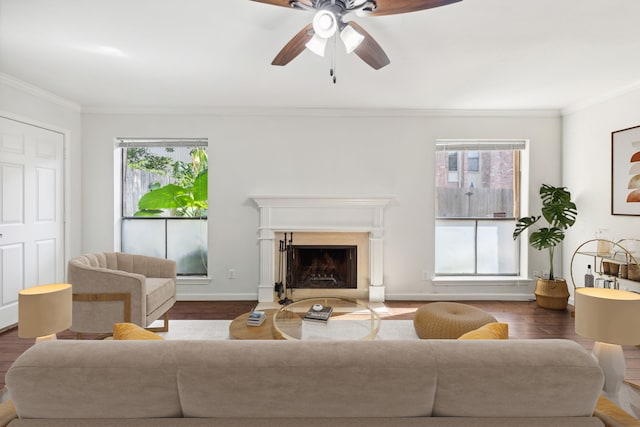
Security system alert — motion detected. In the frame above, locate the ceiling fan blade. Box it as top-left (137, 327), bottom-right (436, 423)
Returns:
top-left (271, 23), bottom-right (314, 66)
top-left (368, 0), bottom-right (462, 17)
top-left (347, 22), bottom-right (390, 70)
top-left (249, 0), bottom-right (312, 9)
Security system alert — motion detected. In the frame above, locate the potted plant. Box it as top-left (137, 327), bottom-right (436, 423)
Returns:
top-left (513, 184), bottom-right (577, 309)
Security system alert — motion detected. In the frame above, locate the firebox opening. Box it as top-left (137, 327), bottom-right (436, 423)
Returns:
top-left (289, 245), bottom-right (357, 289)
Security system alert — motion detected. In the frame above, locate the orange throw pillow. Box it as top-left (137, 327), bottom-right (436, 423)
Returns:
top-left (113, 322), bottom-right (164, 340)
top-left (458, 322), bottom-right (509, 340)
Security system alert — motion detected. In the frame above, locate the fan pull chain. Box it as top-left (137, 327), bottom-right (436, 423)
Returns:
top-left (330, 34), bottom-right (337, 84)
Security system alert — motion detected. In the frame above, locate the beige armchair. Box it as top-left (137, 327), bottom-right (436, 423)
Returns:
top-left (67, 252), bottom-right (176, 336)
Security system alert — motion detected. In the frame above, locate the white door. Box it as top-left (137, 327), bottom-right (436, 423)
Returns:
top-left (0, 116), bottom-right (64, 329)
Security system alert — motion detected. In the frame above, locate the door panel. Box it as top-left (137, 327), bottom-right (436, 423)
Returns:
top-left (0, 244), bottom-right (23, 305)
top-left (0, 116), bottom-right (64, 329)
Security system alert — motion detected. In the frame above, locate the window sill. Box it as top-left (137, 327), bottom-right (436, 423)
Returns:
top-left (177, 276), bottom-right (210, 285)
top-left (432, 276), bottom-right (533, 286)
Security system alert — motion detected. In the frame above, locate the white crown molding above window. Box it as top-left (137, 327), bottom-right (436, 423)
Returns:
top-left (81, 105), bottom-right (561, 118)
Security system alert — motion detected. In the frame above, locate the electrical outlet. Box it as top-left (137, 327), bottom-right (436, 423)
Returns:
top-left (228, 269), bottom-right (236, 279)
top-left (422, 270), bottom-right (430, 281)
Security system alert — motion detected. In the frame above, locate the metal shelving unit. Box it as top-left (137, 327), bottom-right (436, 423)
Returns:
top-left (570, 239), bottom-right (640, 291)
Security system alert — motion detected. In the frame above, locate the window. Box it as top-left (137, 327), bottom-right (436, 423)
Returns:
top-left (118, 138), bottom-right (208, 276)
top-left (447, 152), bottom-right (459, 182)
top-left (448, 152), bottom-right (458, 171)
top-left (468, 151), bottom-right (480, 172)
top-left (434, 140), bottom-right (526, 276)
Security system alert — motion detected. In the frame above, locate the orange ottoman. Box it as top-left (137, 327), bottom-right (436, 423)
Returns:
top-left (413, 302), bottom-right (497, 339)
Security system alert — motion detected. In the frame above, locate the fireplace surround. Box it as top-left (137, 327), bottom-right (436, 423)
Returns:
top-left (251, 196), bottom-right (392, 302)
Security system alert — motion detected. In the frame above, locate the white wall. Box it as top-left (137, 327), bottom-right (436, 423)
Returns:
top-left (5, 71), bottom-right (638, 303)
top-left (563, 87), bottom-right (640, 297)
top-left (0, 75), bottom-right (83, 263)
top-left (82, 110), bottom-right (561, 301)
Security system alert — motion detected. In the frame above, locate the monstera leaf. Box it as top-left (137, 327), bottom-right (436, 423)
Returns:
top-left (528, 227), bottom-right (565, 251)
top-left (540, 184), bottom-right (577, 230)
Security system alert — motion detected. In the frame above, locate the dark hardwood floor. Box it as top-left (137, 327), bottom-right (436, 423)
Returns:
top-left (2, 300), bottom-right (639, 389)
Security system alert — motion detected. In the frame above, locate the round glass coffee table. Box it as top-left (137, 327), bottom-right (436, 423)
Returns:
top-left (273, 297), bottom-right (381, 340)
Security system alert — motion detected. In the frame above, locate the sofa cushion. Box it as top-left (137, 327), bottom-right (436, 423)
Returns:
top-left (146, 278), bottom-right (176, 313)
top-left (177, 340), bottom-right (438, 418)
top-left (113, 323), bottom-right (163, 340)
top-left (430, 340), bottom-right (603, 418)
top-left (6, 341), bottom-right (183, 419)
top-left (458, 322), bottom-right (508, 340)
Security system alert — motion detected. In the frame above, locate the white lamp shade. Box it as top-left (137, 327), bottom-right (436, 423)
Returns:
top-left (575, 288), bottom-right (640, 345)
top-left (306, 34), bottom-right (328, 57)
top-left (18, 283), bottom-right (72, 338)
top-left (340, 25), bottom-right (365, 54)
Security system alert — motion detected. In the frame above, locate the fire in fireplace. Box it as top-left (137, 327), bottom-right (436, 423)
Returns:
top-left (289, 245), bottom-right (357, 289)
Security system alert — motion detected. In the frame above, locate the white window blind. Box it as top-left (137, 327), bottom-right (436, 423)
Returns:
top-left (117, 138), bottom-right (208, 148)
top-left (435, 139), bottom-right (527, 152)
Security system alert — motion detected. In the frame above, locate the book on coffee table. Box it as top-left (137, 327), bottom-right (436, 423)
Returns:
top-left (247, 310), bottom-right (266, 326)
top-left (303, 306), bottom-right (333, 323)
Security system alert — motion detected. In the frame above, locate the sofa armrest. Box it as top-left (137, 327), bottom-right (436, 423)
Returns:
top-left (593, 395), bottom-right (639, 427)
top-left (68, 262), bottom-right (147, 328)
top-left (0, 400), bottom-right (17, 427)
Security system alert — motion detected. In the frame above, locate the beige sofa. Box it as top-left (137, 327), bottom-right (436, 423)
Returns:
top-left (1, 339), bottom-right (610, 426)
top-left (67, 252), bottom-right (176, 334)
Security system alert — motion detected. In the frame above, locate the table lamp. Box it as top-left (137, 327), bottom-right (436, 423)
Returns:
top-left (575, 287), bottom-right (640, 402)
top-left (18, 283), bottom-right (72, 343)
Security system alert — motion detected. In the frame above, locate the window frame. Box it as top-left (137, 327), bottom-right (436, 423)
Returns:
top-left (116, 137), bottom-right (209, 277)
top-left (434, 139), bottom-right (528, 279)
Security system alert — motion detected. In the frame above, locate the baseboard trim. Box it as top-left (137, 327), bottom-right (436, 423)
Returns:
top-left (177, 292), bottom-right (538, 302)
top-left (176, 293), bottom-right (257, 301)
top-left (385, 293), bottom-right (536, 301)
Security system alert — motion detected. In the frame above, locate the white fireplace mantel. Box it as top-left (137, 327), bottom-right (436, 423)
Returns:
top-left (251, 196), bottom-right (393, 302)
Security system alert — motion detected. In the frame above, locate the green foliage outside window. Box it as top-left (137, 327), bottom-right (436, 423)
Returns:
top-left (127, 147), bottom-right (208, 217)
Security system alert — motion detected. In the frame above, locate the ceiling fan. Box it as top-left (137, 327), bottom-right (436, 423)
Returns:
top-left (251, 0), bottom-right (462, 71)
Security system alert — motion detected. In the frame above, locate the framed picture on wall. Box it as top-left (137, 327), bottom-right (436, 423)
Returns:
top-left (612, 125), bottom-right (640, 216)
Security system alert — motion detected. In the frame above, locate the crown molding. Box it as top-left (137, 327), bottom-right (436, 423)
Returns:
top-left (562, 80), bottom-right (640, 116)
top-left (81, 105), bottom-right (560, 118)
top-left (0, 73), bottom-right (81, 112)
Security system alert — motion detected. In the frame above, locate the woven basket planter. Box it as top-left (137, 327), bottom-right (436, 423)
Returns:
top-left (628, 264), bottom-right (640, 281)
top-left (534, 278), bottom-right (569, 310)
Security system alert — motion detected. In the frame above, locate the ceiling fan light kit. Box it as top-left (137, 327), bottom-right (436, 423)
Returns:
top-left (312, 10), bottom-right (338, 38)
top-left (253, 0), bottom-right (463, 73)
top-left (305, 33), bottom-right (329, 56)
top-left (340, 24), bottom-right (365, 54)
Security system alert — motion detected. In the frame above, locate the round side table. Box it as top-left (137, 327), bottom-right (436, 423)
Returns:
top-left (228, 308), bottom-right (283, 340)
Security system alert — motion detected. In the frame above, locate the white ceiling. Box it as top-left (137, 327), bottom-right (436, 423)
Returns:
top-left (2, 0), bottom-right (640, 111)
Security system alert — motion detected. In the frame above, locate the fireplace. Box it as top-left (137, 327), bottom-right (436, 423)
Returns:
top-left (290, 245), bottom-right (357, 289)
top-left (251, 196), bottom-right (392, 302)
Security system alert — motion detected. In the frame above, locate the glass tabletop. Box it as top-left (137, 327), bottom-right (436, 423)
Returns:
top-left (273, 297), bottom-right (381, 340)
